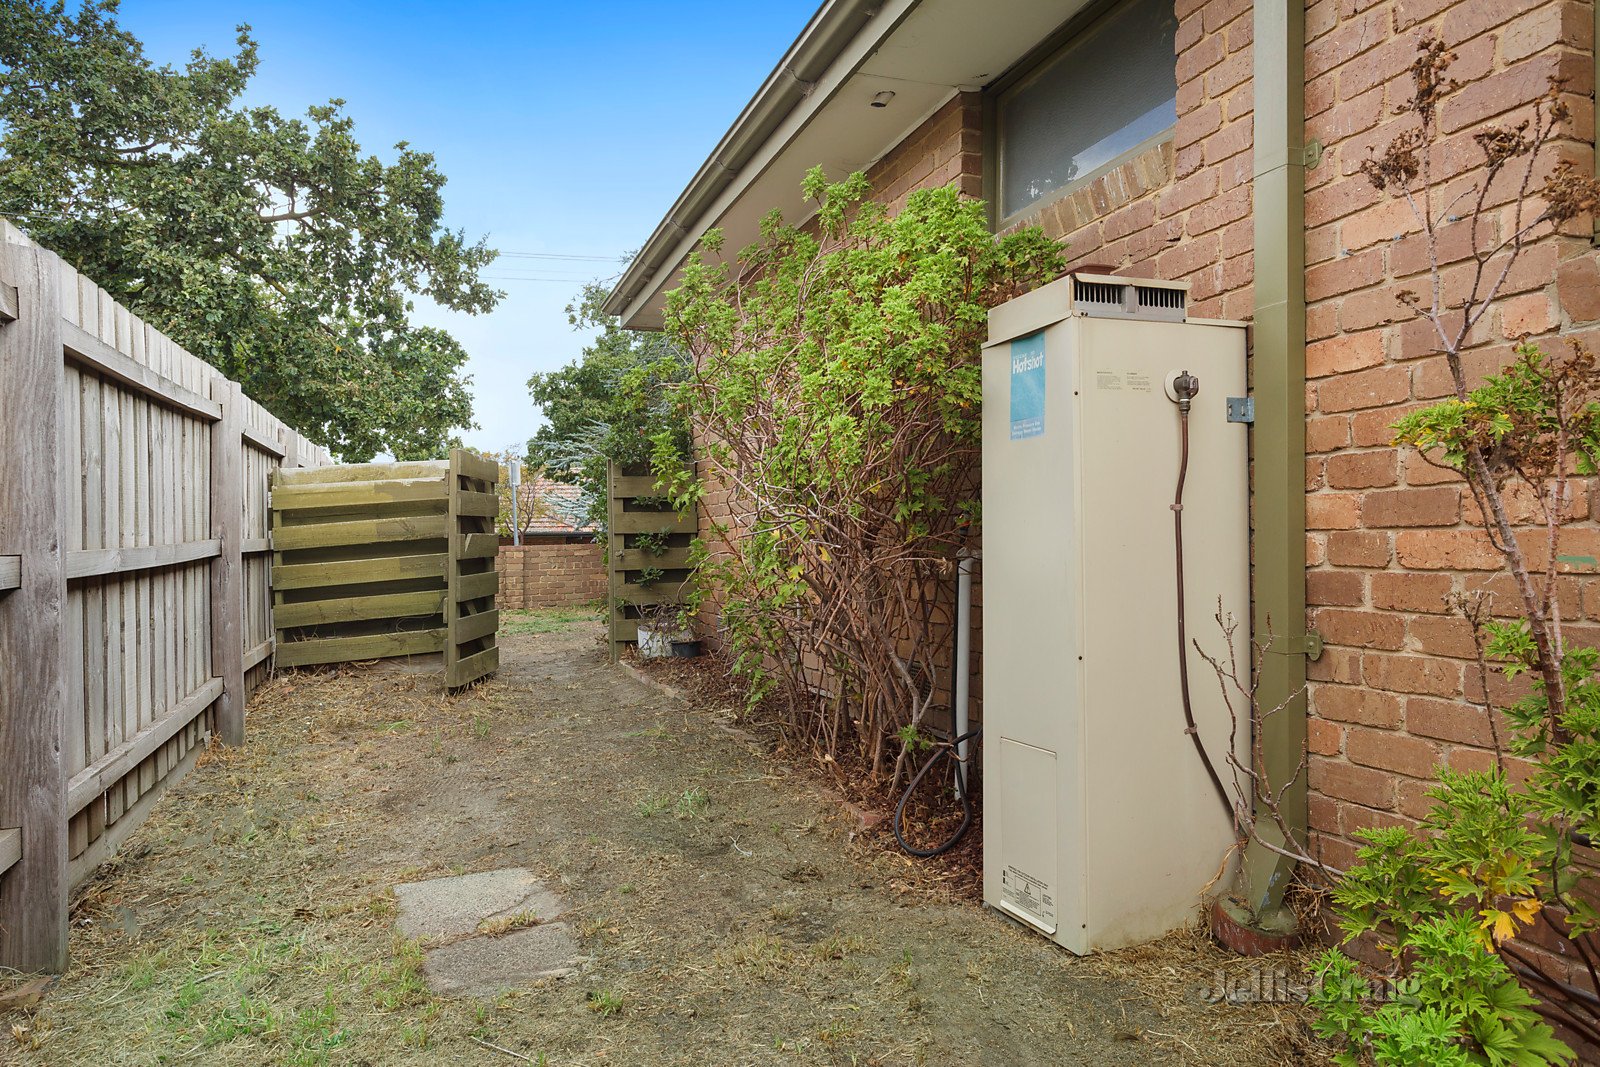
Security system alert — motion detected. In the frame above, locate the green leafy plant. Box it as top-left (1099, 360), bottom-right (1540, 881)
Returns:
top-left (1312, 914), bottom-right (1567, 1066)
top-left (633, 530), bottom-right (671, 558)
top-left (661, 167), bottom-right (1063, 785)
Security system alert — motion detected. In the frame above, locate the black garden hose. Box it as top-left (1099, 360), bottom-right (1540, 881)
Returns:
top-left (893, 726), bottom-right (982, 858)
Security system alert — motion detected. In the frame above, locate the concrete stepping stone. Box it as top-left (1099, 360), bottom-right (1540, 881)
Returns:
top-left (394, 867), bottom-right (581, 995)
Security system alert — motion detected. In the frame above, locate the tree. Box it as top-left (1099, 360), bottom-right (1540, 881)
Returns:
top-left (0, 0), bottom-right (499, 460)
top-left (525, 280), bottom-right (688, 527)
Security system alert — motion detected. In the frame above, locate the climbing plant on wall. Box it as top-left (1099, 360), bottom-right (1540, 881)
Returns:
top-left (660, 167), bottom-right (1063, 786)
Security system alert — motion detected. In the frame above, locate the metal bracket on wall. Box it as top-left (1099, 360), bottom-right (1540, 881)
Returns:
top-left (1226, 396), bottom-right (1255, 424)
top-left (1303, 139), bottom-right (1324, 170)
top-left (1264, 630), bottom-right (1324, 660)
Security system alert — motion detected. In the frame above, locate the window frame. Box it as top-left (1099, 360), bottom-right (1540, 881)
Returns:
top-left (982, 0), bottom-right (1179, 229)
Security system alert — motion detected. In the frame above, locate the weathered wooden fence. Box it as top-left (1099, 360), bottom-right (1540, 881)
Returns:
top-left (445, 450), bottom-right (501, 688)
top-left (606, 463), bottom-right (695, 660)
top-left (0, 224), bottom-right (329, 973)
top-left (272, 460), bottom-right (452, 666)
top-left (269, 451), bottom-right (499, 688)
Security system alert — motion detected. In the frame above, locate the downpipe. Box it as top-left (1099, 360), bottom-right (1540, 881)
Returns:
top-left (892, 549), bottom-right (981, 858)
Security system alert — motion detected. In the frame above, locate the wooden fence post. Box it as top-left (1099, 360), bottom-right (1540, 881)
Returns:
top-left (0, 241), bottom-right (69, 972)
top-left (209, 378), bottom-right (245, 745)
top-left (607, 461), bottom-right (621, 662)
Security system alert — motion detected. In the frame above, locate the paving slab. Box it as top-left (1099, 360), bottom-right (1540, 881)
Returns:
top-left (422, 923), bottom-right (582, 996)
top-left (393, 867), bottom-right (566, 939)
top-left (393, 867), bottom-right (581, 995)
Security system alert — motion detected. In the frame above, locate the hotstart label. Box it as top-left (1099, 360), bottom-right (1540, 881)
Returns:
top-left (1001, 863), bottom-right (1056, 930)
top-left (1009, 331), bottom-right (1045, 440)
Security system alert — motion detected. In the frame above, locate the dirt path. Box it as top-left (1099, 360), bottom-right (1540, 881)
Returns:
top-left (3, 614), bottom-right (1329, 1066)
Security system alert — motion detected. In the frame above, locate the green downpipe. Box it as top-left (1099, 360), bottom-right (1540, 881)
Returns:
top-left (1235, 0), bottom-right (1310, 929)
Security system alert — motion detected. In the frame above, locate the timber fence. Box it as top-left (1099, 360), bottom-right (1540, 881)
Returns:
top-left (0, 222), bottom-right (329, 973)
top-left (606, 462), bottom-right (696, 660)
top-left (268, 452), bottom-right (500, 688)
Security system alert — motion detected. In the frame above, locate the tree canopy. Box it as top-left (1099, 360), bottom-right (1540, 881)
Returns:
top-left (525, 281), bottom-right (688, 527)
top-left (0, 0), bottom-right (499, 460)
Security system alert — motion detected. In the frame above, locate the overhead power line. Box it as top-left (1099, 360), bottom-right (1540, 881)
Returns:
top-left (495, 251), bottom-right (627, 263)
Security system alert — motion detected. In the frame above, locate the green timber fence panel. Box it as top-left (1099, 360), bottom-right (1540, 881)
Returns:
top-left (270, 460), bottom-right (451, 667)
top-left (607, 461), bottom-right (696, 661)
top-left (445, 449), bottom-right (500, 688)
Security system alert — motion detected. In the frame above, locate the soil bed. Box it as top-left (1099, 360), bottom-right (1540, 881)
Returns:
top-left (3, 612), bottom-right (1332, 1065)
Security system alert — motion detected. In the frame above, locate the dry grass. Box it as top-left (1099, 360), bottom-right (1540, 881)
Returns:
top-left (2, 614), bottom-right (1334, 1066)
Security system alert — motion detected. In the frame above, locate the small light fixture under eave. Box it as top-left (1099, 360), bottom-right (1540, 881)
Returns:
top-left (870, 90), bottom-right (895, 108)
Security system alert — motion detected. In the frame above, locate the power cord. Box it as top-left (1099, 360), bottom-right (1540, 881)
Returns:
top-left (893, 726), bottom-right (982, 858)
top-left (1170, 370), bottom-right (1236, 825)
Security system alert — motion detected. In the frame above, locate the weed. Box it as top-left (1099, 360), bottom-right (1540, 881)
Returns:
top-left (587, 988), bottom-right (624, 1017)
top-left (399, 1017), bottom-right (431, 1050)
top-left (202, 995), bottom-right (279, 1046)
top-left (889, 947), bottom-right (917, 993)
top-left (634, 794), bottom-right (670, 818)
top-left (817, 1020), bottom-right (860, 1044)
top-left (471, 712), bottom-right (492, 739)
top-left (617, 883), bottom-right (636, 895)
top-left (674, 788), bottom-right (709, 820)
top-left (477, 910), bottom-right (540, 937)
top-left (579, 913), bottom-right (614, 942)
top-left (120, 950), bottom-right (164, 992)
top-left (769, 904), bottom-right (798, 922)
top-left (813, 934), bottom-right (865, 961)
top-left (287, 999), bottom-right (349, 1056)
top-left (368, 936), bottom-right (431, 1012)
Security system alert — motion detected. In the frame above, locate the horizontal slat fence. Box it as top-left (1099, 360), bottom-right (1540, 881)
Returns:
top-left (607, 462), bottom-right (696, 660)
top-left (0, 221), bottom-right (328, 973)
top-left (270, 460), bottom-right (452, 666)
top-left (446, 450), bottom-right (500, 688)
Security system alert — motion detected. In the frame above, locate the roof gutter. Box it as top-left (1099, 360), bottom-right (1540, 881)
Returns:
top-left (601, 0), bottom-right (887, 321)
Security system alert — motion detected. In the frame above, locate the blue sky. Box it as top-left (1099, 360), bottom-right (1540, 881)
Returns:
top-left (118, 0), bottom-right (817, 454)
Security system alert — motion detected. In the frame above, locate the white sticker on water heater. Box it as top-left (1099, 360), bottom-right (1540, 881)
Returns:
top-left (1001, 864), bottom-right (1057, 931)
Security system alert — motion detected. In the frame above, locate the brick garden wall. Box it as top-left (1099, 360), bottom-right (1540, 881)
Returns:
top-left (496, 542), bottom-right (606, 610)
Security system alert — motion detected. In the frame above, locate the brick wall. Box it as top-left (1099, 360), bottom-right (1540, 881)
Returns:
top-left (496, 542), bottom-right (606, 609)
top-left (999, 0), bottom-right (1256, 322)
top-left (1300, 0), bottom-right (1598, 880)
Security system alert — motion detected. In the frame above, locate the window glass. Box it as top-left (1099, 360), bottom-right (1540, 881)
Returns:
top-left (997, 0), bottom-right (1178, 219)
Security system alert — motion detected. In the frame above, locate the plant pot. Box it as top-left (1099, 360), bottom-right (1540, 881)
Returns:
top-left (638, 623), bottom-right (693, 659)
top-left (669, 639), bottom-right (701, 658)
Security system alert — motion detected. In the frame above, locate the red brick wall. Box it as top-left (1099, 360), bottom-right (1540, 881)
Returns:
top-left (999, 0), bottom-right (1256, 322)
top-left (1300, 0), bottom-right (1597, 877)
top-left (496, 542), bottom-right (606, 609)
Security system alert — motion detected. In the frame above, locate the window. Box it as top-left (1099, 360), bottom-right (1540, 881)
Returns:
top-left (994, 0), bottom-right (1179, 221)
